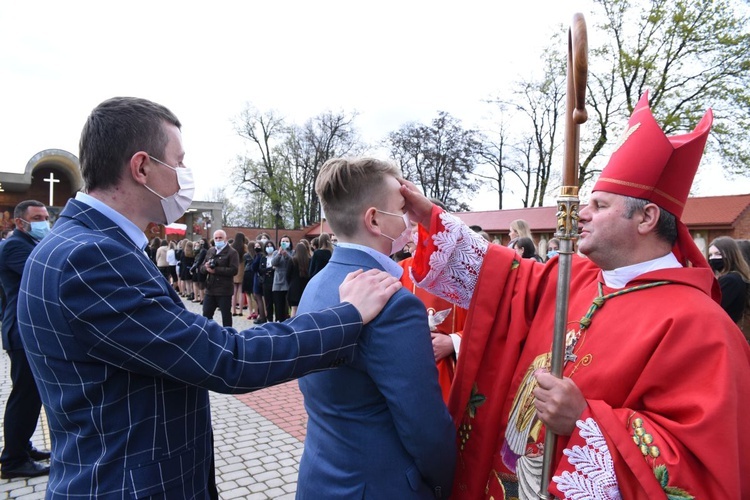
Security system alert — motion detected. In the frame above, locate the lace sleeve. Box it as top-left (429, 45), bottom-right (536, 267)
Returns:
top-left (553, 418), bottom-right (622, 500)
top-left (413, 211), bottom-right (489, 309)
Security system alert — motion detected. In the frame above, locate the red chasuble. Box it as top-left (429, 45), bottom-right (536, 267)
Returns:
top-left (413, 207), bottom-right (750, 499)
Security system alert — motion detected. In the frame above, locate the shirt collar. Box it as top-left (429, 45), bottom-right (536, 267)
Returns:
top-left (336, 241), bottom-right (404, 279)
top-left (602, 252), bottom-right (682, 289)
top-left (75, 192), bottom-right (149, 251)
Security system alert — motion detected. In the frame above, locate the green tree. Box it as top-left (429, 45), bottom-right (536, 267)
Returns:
top-left (232, 105), bottom-right (291, 230)
top-left (584, 0), bottom-right (750, 181)
top-left (231, 106), bottom-right (363, 229)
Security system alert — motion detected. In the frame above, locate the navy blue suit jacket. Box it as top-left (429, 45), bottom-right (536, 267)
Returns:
top-left (0, 228), bottom-right (38, 351)
top-left (296, 246), bottom-right (456, 499)
top-left (18, 199), bottom-right (364, 499)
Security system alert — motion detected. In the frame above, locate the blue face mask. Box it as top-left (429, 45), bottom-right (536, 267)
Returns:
top-left (215, 240), bottom-right (226, 250)
top-left (266, 247), bottom-right (274, 255)
top-left (23, 219), bottom-right (51, 241)
top-left (547, 250), bottom-right (559, 259)
top-left (281, 241), bottom-right (290, 250)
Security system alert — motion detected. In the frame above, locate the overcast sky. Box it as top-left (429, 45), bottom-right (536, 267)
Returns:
top-left (2, 0), bottom-right (748, 211)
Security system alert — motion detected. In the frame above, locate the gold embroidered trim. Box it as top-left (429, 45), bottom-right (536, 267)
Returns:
top-left (631, 417), bottom-right (661, 459)
top-left (596, 177), bottom-right (685, 209)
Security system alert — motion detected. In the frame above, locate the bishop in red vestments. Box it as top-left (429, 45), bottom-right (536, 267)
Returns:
top-left (403, 93), bottom-right (750, 499)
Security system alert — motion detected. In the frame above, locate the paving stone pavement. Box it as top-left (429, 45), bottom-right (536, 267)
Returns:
top-left (0, 296), bottom-right (309, 499)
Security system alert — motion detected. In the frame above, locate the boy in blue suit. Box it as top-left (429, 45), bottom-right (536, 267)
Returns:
top-left (296, 157), bottom-right (456, 498)
top-left (17, 97), bottom-right (401, 499)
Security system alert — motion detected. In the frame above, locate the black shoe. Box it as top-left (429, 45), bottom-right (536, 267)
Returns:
top-left (28, 447), bottom-right (51, 461)
top-left (254, 318), bottom-right (267, 325)
top-left (1, 459), bottom-right (50, 479)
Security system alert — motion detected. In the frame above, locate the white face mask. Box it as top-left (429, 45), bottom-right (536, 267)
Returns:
top-left (144, 155), bottom-right (195, 225)
top-left (377, 209), bottom-right (411, 256)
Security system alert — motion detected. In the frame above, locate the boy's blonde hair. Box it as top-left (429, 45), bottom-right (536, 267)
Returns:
top-left (316, 157), bottom-right (402, 237)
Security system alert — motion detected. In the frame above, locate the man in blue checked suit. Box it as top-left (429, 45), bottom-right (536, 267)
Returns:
top-left (17, 97), bottom-right (401, 499)
top-left (296, 158), bottom-right (456, 499)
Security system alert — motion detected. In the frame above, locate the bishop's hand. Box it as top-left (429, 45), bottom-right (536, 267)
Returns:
top-left (532, 369), bottom-right (587, 436)
top-left (400, 179), bottom-right (434, 231)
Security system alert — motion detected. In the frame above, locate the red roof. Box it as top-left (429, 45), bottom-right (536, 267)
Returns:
top-left (454, 206), bottom-right (558, 233)
top-left (228, 193), bottom-right (750, 240)
top-left (305, 220), bottom-right (334, 237)
top-left (681, 194), bottom-right (750, 227)
top-left (452, 193), bottom-right (750, 233)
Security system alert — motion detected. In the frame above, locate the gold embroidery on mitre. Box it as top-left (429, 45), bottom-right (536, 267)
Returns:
top-left (611, 122), bottom-right (641, 155)
top-left (594, 177), bottom-right (685, 210)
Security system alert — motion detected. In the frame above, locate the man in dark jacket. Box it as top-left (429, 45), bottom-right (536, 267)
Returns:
top-left (201, 230), bottom-right (239, 327)
top-left (0, 200), bottom-right (52, 478)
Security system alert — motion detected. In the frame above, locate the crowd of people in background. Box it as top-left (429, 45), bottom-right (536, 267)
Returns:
top-left (141, 223), bottom-right (750, 341)
top-left (143, 230), bottom-right (338, 324)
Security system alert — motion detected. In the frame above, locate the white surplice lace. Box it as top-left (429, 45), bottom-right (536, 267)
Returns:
top-left (414, 211), bottom-right (489, 310)
top-left (553, 418), bottom-right (622, 500)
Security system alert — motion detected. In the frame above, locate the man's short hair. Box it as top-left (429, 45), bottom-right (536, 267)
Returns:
top-left (623, 196), bottom-right (677, 245)
top-left (315, 158), bottom-right (402, 237)
top-left (13, 200), bottom-right (46, 219)
top-left (79, 97), bottom-right (181, 192)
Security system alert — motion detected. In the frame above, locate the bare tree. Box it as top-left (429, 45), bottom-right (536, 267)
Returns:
top-left (579, 55), bottom-right (619, 187)
top-left (387, 111), bottom-right (480, 211)
top-left (278, 111), bottom-right (364, 227)
top-left (516, 61), bottom-right (566, 207)
top-left (475, 113), bottom-right (514, 210)
top-left (485, 39), bottom-right (566, 207)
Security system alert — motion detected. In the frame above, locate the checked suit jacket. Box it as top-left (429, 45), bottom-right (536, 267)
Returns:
top-left (296, 246), bottom-right (456, 499)
top-left (17, 199), bottom-right (363, 499)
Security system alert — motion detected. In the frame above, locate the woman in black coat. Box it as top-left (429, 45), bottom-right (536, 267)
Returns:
top-left (309, 232), bottom-right (333, 278)
top-left (287, 242), bottom-right (311, 317)
top-left (191, 238), bottom-right (209, 304)
top-left (260, 240), bottom-right (276, 322)
top-left (708, 236), bottom-right (750, 326)
top-left (245, 242), bottom-right (266, 323)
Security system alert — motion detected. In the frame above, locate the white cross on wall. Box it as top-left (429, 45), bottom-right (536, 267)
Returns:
top-left (44, 172), bottom-right (60, 206)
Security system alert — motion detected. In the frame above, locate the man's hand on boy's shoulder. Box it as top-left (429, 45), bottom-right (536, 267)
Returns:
top-left (339, 269), bottom-right (402, 324)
